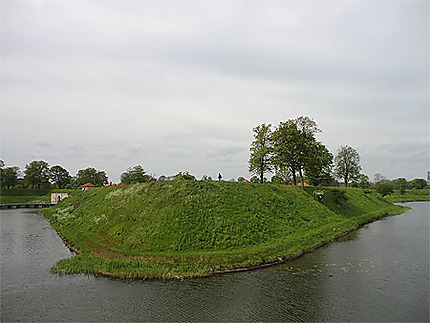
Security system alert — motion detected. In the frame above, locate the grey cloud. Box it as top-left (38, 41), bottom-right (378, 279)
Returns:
top-left (36, 140), bottom-right (51, 147)
top-left (205, 146), bottom-right (246, 159)
top-left (65, 143), bottom-right (88, 158)
top-left (377, 142), bottom-right (429, 156)
top-left (167, 148), bottom-right (189, 158)
top-left (125, 144), bottom-right (147, 155)
top-left (1, 0), bottom-right (428, 182)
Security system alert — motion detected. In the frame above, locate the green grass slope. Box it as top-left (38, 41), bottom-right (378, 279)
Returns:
top-left (43, 181), bottom-right (407, 279)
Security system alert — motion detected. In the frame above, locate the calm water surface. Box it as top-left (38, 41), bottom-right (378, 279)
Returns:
top-left (1, 202), bottom-right (429, 322)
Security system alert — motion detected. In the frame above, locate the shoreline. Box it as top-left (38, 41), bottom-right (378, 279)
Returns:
top-left (41, 183), bottom-right (417, 280)
top-left (210, 210), bottom-right (406, 277)
top-left (47, 207), bottom-right (409, 280)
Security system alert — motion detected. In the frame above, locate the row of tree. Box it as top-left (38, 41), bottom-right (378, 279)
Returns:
top-left (373, 175), bottom-right (428, 196)
top-left (0, 159), bottom-right (200, 189)
top-left (248, 116), bottom-right (364, 187)
top-left (0, 160), bottom-right (108, 189)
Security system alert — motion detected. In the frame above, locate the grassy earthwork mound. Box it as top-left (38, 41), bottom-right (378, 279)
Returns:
top-left (43, 181), bottom-right (407, 279)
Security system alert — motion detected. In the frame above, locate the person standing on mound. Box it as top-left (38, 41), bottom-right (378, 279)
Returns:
top-left (218, 173), bottom-right (222, 181)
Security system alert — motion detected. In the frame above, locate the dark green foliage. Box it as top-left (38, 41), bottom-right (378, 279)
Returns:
top-left (120, 165), bottom-right (154, 184)
top-left (271, 175), bottom-right (284, 184)
top-left (304, 141), bottom-right (333, 186)
top-left (250, 176), bottom-right (260, 183)
top-left (1, 166), bottom-right (20, 189)
top-left (249, 123), bottom-right (273, 183)
top-left (351, 174), bottom-right (371, 189)
top-left (270, 116), bottom-right (330, 188)
top-left (392, 178), bottom-right (407, 194)
top-left (271, 118), bottom-right (312, 187)
top-left (334, 146), bottom-right (361, 187)
top-left (75, 167), bottom-right (108, 187)
top-left (24, 160), bottom-right (50, 189)
top-left (50, 165), bottom-right (71, 189)
top-left (375, 181), bottom-right (394, 197)
top-left (174, 171), bottom-right (196, 180)
top-left (407, 178), bottom-right (428, 189)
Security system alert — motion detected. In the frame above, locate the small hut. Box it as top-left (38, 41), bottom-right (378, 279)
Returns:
top-left (51, 192), bottom-right (70, 205)
top-left (80, 183), bottom-right (96, 191)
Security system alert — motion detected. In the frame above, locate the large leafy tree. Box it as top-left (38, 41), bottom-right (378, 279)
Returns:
top-left (334, 145), bottom-right (362, 187)
top-left (2, 166), bottom-right (20, 189)
top-left (75, 167), bottom-right (108, 187)
top-left (249, 123), bottom-right (273, 183)
top-left (24, 160), bottom-right (50, 189)
top-left (271, 116), bottom-right (321, 188)
top-left (407, 178), bottom-right (428, 189)
top-left (0, 160), bottom-right (5, 187)
top-left (392, 178), bottom-right (407, 194)
top-left (271, 120), bottom-right (299, 185)
top-left (120, 165), bottom-right (153, 184)
top-left (352, 174), bottom-right (371, 189)
top-left (375, 180), bottom-right (394, 197)
top-left (50, 165), bottom-right (71, 189)
top-left (294, 116), bottom-right (322, 188)
top-left (304, 141), bottom-right (333, 186)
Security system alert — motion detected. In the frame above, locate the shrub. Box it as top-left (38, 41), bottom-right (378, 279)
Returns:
top-left (174, 171), bottom-right (196, 181)
top-left (375, 181), bottom-right (394, 197)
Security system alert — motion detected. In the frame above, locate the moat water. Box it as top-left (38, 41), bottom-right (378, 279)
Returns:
top-left (1, 202), bottom-right (429, 322)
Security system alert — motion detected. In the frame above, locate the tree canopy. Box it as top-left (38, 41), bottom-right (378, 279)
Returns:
top-left (267, 116), bottom-right (329, 188)
top-left (248, 123), bottom-right (273, 183)
top-left (50, 165), bottom-right (71, 189)
top-left (75, 167), bottom-right (108, 187)
top-left (120, 165), bottom-right (154, 184)
top-left (375, 180), bottom-right (394, 197)
top-left (174, 171), bottom-right (196, 181)
top-left (1, 166), bottom-right (20, 189)
top-left (334, 145), bottom-right (362, 187)
top-left (304, 141), bottom-right (333, 186)
top-left (407, 178), bottom-right (428, 189)
top-left (24, 160), bottom-right (50, 189)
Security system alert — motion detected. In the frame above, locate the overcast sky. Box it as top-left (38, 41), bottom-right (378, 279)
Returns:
top-left (1, 0), bottom-right (429, 182)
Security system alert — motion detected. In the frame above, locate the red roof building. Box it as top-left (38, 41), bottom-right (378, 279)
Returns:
top-left (285, 182), bottom-right (311, 187)
top-left (80, 183), bottom-right (96, 190)
top-left (295, 182), bottom-right (310, 187)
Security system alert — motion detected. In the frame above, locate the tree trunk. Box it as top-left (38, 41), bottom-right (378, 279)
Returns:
top-left (292, 169), bottom-right (297, 186)
top-left (298, 168), bottom-right (304, 189)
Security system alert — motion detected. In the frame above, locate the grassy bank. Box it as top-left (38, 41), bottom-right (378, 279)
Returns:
top-left (384, 189), bottom-right (430, 203)
top-left (0, 188), bottom-right (81, 204)
top-left (43, 181), bottom-right (407, 279)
